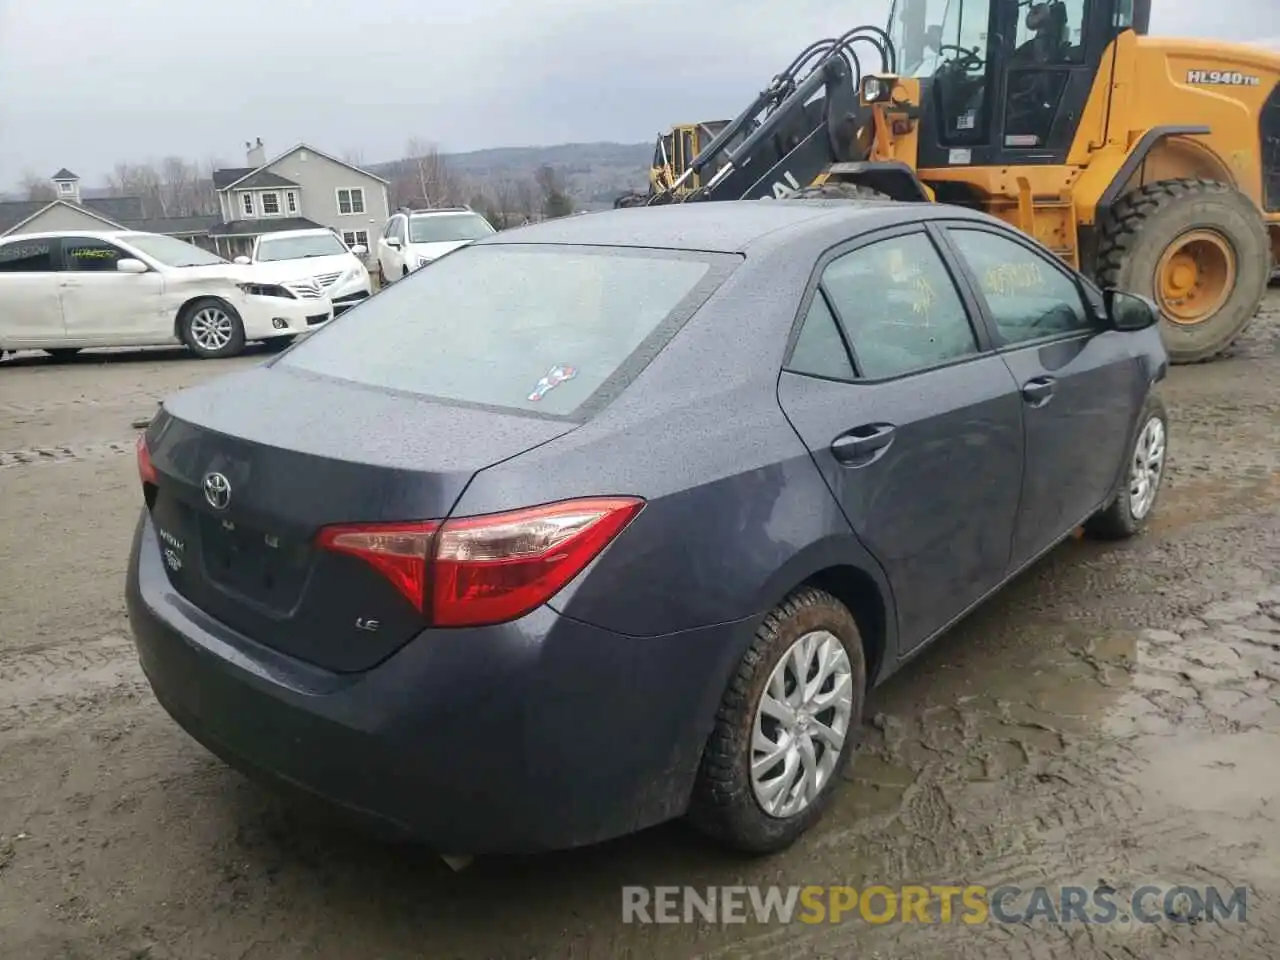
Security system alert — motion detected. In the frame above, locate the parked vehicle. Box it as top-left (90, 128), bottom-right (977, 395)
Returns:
top-left (234, 228), bottom-right (372, 316)
top-left (127, 200), bottom-right (1168, 858)
top-left (0, 231), bottom-right (333, 361)
top-left (374, 206), bottom-right (495, 283)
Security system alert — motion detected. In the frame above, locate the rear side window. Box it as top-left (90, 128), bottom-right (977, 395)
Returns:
top-left (786, 293), bottom-right (855, 381)
top-left (0, 238), bottom-right (55, 272)
top-left (279, 244), bottom-right (737, 418)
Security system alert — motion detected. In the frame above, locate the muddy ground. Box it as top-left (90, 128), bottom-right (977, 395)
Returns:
top-left (1, 294), bottom-right (1278, 960)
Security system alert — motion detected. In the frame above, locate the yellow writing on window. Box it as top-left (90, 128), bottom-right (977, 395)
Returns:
top-left (983, 261), bottom-right (1043, 297)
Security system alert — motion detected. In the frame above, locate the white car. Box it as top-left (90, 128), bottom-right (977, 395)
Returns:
top-left (234, 228), bottom-right (372, 316)
top-left (375, 207), bottom-right (496, 283)
top-left (0, 230), bottom-right (334, 361)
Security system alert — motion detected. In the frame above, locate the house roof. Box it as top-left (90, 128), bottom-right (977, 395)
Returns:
top-left (51, 168), bottom-right (78, 181)
top-left (0, 198), bottom-right (132, 236)
top-left (231, 170), bottom-right (299, 190)
top-left (208, 216), bottom-right (326, 237)
top-left (120, 214), bottom-right (222, 236)
top-left (212, 167), bottom-right (255, 189)
top-left (215, 142), bottom-right (390, 192)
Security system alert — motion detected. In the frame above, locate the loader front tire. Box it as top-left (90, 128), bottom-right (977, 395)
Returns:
top-left (787, 182), bottom-right (890, 202)
top-left (1095, 179), bottom-right (1269, 364)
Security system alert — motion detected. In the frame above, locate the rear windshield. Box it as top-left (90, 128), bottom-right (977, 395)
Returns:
top-left (277, 243), bottom-right (737, 417)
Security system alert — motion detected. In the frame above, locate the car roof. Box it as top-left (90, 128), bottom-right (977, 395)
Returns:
top-left (404, 208), bottom-right (479, 218)
top-left (0, 228), bottom-right (141, 243)
top-left (257, 228), bottom-right (336, 239)
top-left (478, 200), bottom-right (997, 255)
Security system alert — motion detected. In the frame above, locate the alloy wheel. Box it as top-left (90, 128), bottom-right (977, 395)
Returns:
top-left (189, 307), bottom-right (234, 353)
top-left (750, 629), bottom-right (855, 819)
top-left (1129, 415), bottom-right (1166, 520)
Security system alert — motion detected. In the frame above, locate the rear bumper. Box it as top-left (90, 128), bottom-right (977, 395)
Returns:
top-left (125, 510), bottom-right (740, 853)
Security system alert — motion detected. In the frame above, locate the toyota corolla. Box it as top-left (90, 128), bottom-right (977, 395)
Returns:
top-left (126, 199), bottom-right (1169, 858)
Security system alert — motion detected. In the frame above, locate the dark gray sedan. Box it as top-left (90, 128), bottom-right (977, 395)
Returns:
top-left (126, 198), bottom-right (1169, 857)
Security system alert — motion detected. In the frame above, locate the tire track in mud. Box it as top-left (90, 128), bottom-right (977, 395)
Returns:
top-left (0, 389), bottom-right (162, 418)
top-left (0, 439), bottom-right (137, 469)
top-left (0, 633), bottom-right (148, 734)
top-left (695, 590), bottom-right (1280, 960)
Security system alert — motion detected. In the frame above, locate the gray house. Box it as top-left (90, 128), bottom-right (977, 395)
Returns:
top-left (0, 169), bottom-right (218, 247)
top-left (209, 139), bottom-right (391, 258)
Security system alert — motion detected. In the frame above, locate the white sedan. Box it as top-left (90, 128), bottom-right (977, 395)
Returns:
top-left (0, 230), bottom-right (334, 361)
top-left (233, 228), bottom-right (373, 316)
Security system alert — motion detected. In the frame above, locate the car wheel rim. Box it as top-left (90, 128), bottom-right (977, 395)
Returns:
top-left (750, 629), bottom-right (854, 819)
top-left (190, 308), bottom-right (233, 351)
top-left (1129, 416), bottom-right (1166, 520)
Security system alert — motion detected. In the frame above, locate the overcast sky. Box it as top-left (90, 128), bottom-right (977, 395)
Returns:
top-left (1, 0), bottom-right (1277, 188)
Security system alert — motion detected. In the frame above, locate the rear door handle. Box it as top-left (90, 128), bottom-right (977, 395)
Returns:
top-left (831, 423), bottom-right (896, 464)
top-left (1021, 376), bottom-right (1056, 406)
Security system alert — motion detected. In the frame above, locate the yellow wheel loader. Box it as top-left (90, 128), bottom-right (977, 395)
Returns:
top-left (627, 0), bottom-right (1280, 363)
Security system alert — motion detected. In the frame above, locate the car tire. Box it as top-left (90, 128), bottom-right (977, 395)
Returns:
top-left (44, 348), bottom-right (82, 361)
top-left (1084, 393), bottom-right (1169, 541)
top-left (179, 298), bottom-right (246, 360)
top-left (788, 182), bottom-right (890, 202)
top-left (402, 265), bottom-right (410, 278)
top-left (1095, 179), bottom-right (1270, 364)
top-left (688, 586), bottom-right (867, 854)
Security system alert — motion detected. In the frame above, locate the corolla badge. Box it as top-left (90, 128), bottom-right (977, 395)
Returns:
top-left (203, 471), bottom-right (232, 511)
top-left (527, 364), bottom-right (578, 402)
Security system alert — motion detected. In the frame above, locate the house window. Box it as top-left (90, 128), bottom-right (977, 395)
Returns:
top-left (286, 191), bottom-right (297, 213)
top-left (337, 187), bottom-right (365, 215)
top-left (261, 192), bottom-right (280, 215)
top-left (58, 182), bottom-right (73, 194)
top-left (241, 192), bottom-right (254, 217)
top-left (341, 230), bottom-right (370, 249)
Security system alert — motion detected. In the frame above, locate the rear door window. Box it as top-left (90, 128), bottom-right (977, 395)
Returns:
top-left (0, 238), bottom-right (56, 272)
top-left (278, 243), bottom-right (739, 418)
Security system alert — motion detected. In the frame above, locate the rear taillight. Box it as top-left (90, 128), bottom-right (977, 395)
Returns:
top-left (136, 434), bottom-right (158, 486)
top-left (315, 497), bottom-right (644, 627)
top-left (315, 521), bottom-right (439, 612)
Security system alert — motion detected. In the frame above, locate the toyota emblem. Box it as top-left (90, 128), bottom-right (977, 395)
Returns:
top-left (203, 471), bottom-right (232, 511)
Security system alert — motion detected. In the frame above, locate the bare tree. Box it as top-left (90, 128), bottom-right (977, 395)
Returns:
top-left (17, 172), bottom-right (56, 201)
top-left (401, 138), bottom-right (461, 209)
top-left (102, 157), bottom-right (219, 217)
top-left (535, 164), bottom-right (574, 219)
top-left (342, 147), bottom-right (366, 167)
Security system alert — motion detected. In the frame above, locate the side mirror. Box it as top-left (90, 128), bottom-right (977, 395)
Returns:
top-left (386, 237), bottom-right (401, 249)
top-left (234, 255), bottom-right (251, 265)
top-left (1105, 289), bottom-right (1160, 331)
top-left (116, 258), bottom-right (148, 274)
top-left (350, 244), bottom-right (367, 255)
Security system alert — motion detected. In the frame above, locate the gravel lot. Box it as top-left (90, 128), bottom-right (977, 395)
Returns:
top-left (1, 292), bottom-right (1278, 959)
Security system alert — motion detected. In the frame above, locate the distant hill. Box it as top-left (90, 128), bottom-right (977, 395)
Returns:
top-left (370, 141), bottom-right (653, 211)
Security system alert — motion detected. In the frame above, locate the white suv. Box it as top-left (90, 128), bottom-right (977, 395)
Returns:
top-left (375, 207), bottom-right (496, 283)
top-left (235, 228), bottom-right (373, 316)
top-left (0, 230), bottom-right (333, 361)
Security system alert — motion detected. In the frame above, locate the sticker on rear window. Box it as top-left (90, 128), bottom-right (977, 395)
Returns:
top-left (527, 364), bottom-right (578, 402)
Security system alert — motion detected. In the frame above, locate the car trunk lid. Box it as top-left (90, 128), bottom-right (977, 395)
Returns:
top-left (143, 365), bottom-right (577, 672)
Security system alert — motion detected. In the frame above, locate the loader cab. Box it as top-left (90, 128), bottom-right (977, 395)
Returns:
top-left (889, 0), bottom-right (1150, 172)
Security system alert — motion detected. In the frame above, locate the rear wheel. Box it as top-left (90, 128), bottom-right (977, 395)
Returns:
top-left (1096, 179), bottom-right (1269, 364)
top-left (788, 181), bottom-right (890, 202)
top-left (688, 586), bottom-right (867, 853)
top-left (179, 298), bottom-right (246, 359)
